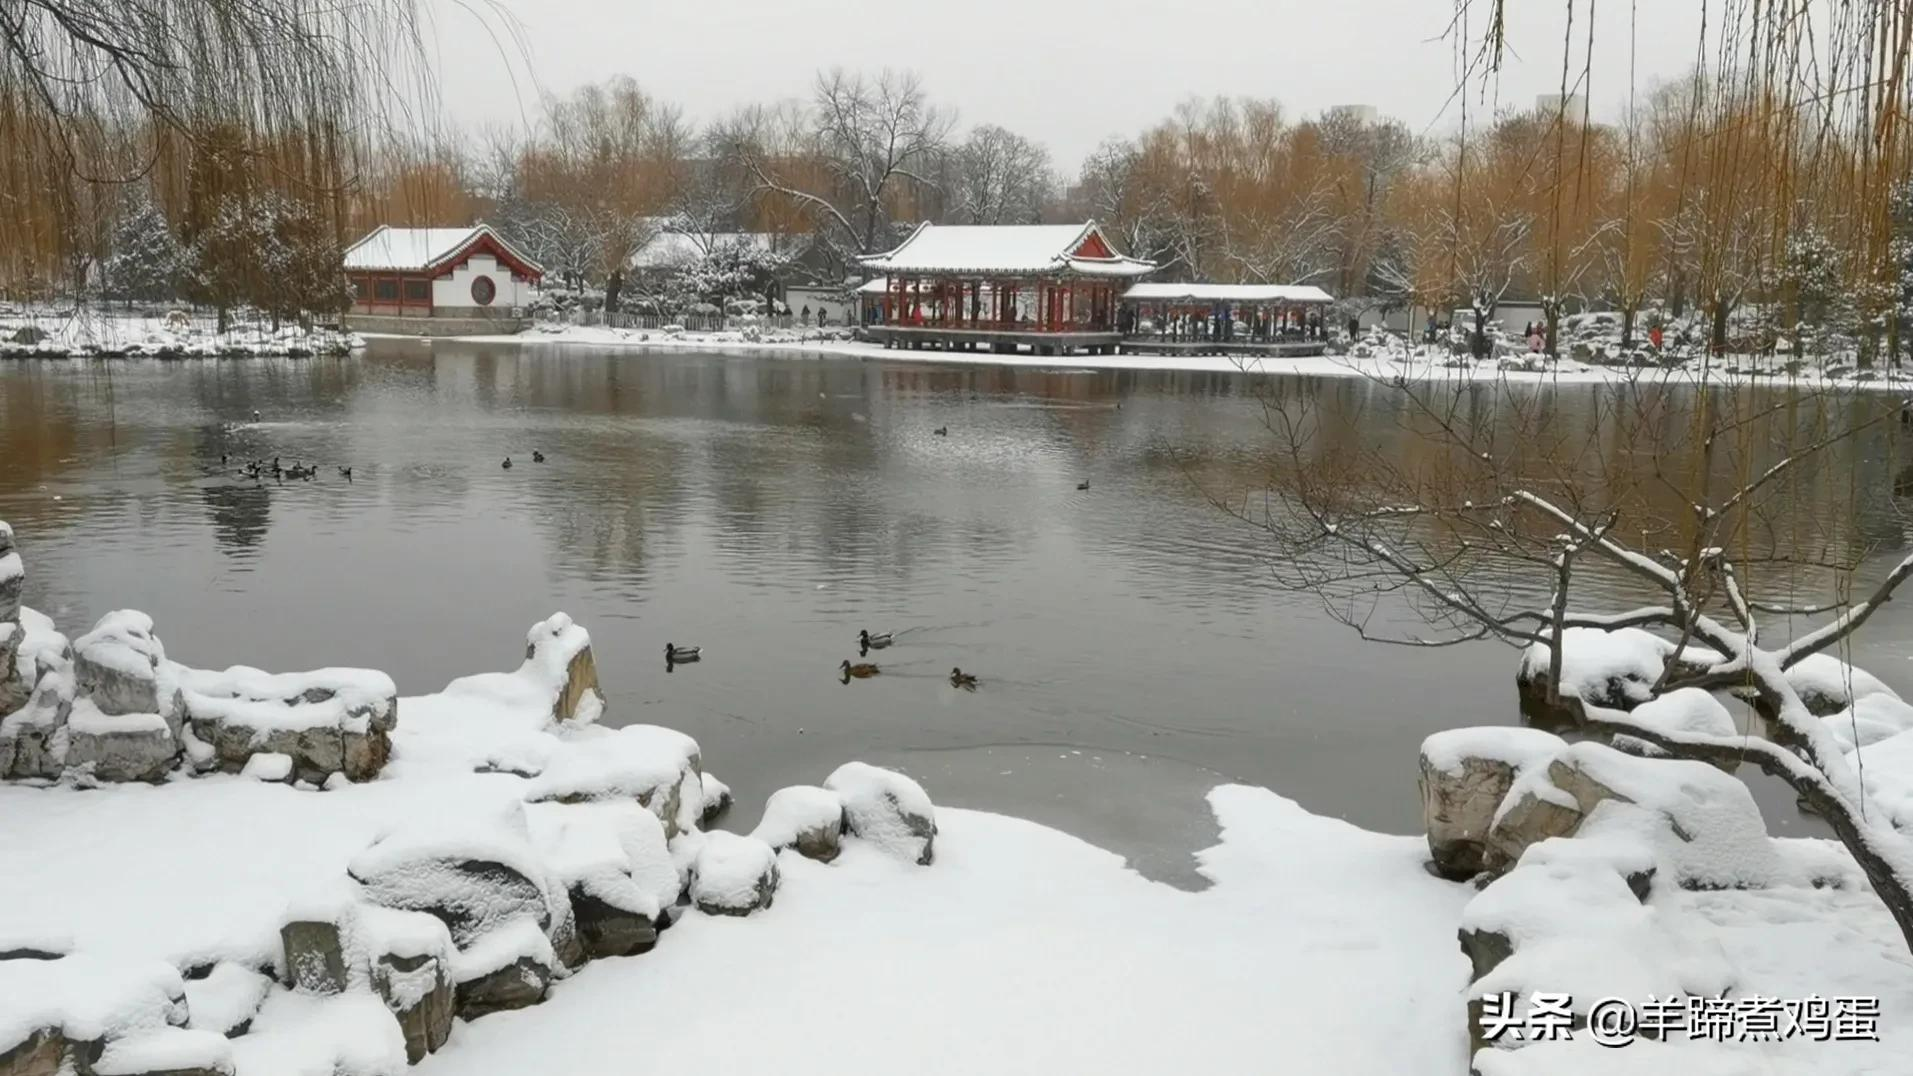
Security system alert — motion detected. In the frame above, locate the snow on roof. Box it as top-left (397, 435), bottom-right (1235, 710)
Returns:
top-left (857, 278), bottom-right (889, 294)
top-left (859, 222), bottom-right (1155, 278)
top-left (341, 225), bottom-right (543, 278)
top-left (1123, 282), bottom-right (1335, 304)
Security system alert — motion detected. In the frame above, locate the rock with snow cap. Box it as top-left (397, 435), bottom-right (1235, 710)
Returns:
top-left (824, 762), bottom-right (937, 865)
top-left (359, 908), bottom-right (456, 1063)
top-left (84, 1027), bottom-right (234, 1076)
top-left (751, 785), bottom-right (847, 863)
top-left (450, 918), bottom-right (553, 1020)
top-left (181, 964), bottom-right (270, 1039)
top-left (522, 613), bottom-right (605, 725)
top-left (0, 635), bottom-right (74, 780)
top-left (1418, 727), bottom-right (1566, 880)
top-left (63, 702), bottom-right (177, 784)
top-left (525, 725), bottom-right (703, 836)
top-left (1487, 741), bottom-right (1778, 888)
top-left (0, 521), bottom-right (21, 626)
top-left (526, 802), bottom-right (667, 960)
top-left (180, 665), bottom-right (397, 785)
top-left (698, 771), bottom-right (733, 825)
top-left (71, 612), bottom-right (172, 722)
top-left (690, 832), bottom-right (779, 917)
top-left (348, 799), bottom-right (557, 948)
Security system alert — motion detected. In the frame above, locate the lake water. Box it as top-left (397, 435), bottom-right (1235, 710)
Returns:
top-left (4, 340), bottom-right (1909, 881)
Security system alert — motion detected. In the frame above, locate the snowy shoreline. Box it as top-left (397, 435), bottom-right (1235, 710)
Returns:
top-left (442, 324), bottom-right (1913, 393)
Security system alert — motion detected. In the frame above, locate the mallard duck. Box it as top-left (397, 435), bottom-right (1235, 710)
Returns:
top-left (950, 667), bottom-right (978, 689)
top-left (666, 643), bottom-right (701, 663)
top-left (251, 410), bottom-right (261, 421)
top-left (933, 426), bottom-right (948, 436)
top-left (839, 660), bottom-right (879, 679)
top-left (337, 466), bottom-right (352, 480)
top-left (1076, 480), bottom-right (1090, 491)
top-left (859, 629), bottom-right (893, 650)
top-left (501, 457), bottom-right (513, 470)
top-left (532, 450), bottom-right (546, 463)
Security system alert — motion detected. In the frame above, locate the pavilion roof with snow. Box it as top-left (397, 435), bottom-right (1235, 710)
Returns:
top-left (1122, 282), bottom-right (1333, 305)
top-left (859, 222), bottom-right (1155, 279)
top-left (342, 224), bottom-right (543, 279)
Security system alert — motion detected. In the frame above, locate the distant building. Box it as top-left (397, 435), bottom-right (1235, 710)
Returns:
top-left (1327, 104), bottom-right (1379, 126)
top-left (1535, 93), bottom-right (1588, 118)
top-left (342, 225), bottom-right (542, 335)
top-left (858, 221), bottom-right (1155, 355)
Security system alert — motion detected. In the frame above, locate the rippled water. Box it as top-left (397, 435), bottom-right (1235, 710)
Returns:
top-left (4, 341), bottom-right (1910, 879)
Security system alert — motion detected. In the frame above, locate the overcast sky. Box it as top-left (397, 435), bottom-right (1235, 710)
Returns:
top-left (429, 0), bottom-right (1705, 168)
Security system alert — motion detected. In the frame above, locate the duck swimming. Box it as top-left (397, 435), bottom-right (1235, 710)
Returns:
top-left (1076, 480), bottom-right (1090, 491)
top-left (949, 667), bottom-right (978, 690)
top-left (933, 426), bottom-right (948, 436)
top-left (859, 629), bottom-right (893, 650)
top-left (666, 643), bottom-right (701, 663)
top-left (532, 450), bottom-right (546, 463)
top-left (839, 660), bottom-right (879, 679)
top-left (502, 457), bottom-right (513, 470)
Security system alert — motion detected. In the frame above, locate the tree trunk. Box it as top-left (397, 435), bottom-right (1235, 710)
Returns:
top-left (1710, 300), bottom-right (1729, 356)
top-left (1620, 304), bottom-right (1637, 350)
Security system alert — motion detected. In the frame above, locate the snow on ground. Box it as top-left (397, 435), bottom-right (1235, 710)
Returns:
top-left (0, 306), bottom-right (359, 358)
top-left (454, 322), bottom-right (1913, 392)
top-left (414, 785), bottom-right (1474, 1076)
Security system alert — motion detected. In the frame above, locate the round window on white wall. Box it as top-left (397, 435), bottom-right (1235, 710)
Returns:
top-left (470, 275), bottom-right (497, 306)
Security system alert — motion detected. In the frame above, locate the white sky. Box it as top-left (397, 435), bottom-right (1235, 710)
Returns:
top-left (428, 0), bottom-right (1705, 169)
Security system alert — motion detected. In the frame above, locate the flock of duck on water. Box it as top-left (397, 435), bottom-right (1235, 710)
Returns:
top-left (666, 630), bottom-right (980, 690)
top-left (225, 412), bottom-right (1055, 692)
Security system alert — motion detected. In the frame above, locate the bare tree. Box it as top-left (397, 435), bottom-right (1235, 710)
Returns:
top-left (951, 124), bottom-right (1052, 225)
top-left (1230, 368), bottom-right (1913, 952)
top-left (728, 68), bottom-right (952, 259)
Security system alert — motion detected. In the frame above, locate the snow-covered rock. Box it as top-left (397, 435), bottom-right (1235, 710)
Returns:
top-left (358, 907), bottom-right (456, 1063)
top-left (0, 954), bottom-right (191, 1075)
top-left (0, 615), bottom-right (74, 780)
top-left (239, 753), bottom-right (293, 783)
top-left (89, 1026), bottom-right (234, 1076)
top-left (690, 832), bottom-right (779, 917)
top-left (526, 802), bottom-right (666, 961)
top-left (1418, 727), bottom-right (1565, 879)
top-left (180, 665), bottom-right (397, 786)
top-left (182, 962), bottom-right (271, 1038)
top-left (1515, 628), bottom-right (1714, 725)
top-left (71, 611), bottom-right (174, 723)
top-left (697, 771), bottom-right (732, 825)
top-left (1603, 687), bottom-right (1743, 771)
top-left (525, 725), bottom-right (702, 835)
top-left (0, 521), bottom-right (21, 626)
top-left (1489, 742), bottom-right (1779, 888)
top-left (1461, 853), bottom-right (1735, 1058)
top-left (450, 917), bottom-right (553, 1020)
top-left (65, 701), bottom-right (178, 783)
top-left (1785, 652), bottom-right (1898, 716)
top-left (521, 613), bottom-right (604, 725)
top-left (1821, 692), bottom-right (1913, 753)
top-left (824, 762), bottom-right (937, 865)
top-left (347, 799), bottom-right (556, 948)
top-left (750, 785), bottom-right (847, 863)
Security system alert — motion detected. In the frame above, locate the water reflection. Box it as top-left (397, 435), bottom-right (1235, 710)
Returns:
top-left (2, 344), bottom-right (1910, 865)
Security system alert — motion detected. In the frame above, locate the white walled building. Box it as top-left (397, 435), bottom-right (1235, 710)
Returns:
top-left (342, 225), bottom-right (543, 333)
